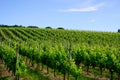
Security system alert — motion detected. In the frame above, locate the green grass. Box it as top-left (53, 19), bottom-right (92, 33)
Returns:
top-left (68, 75), bottom-right (98, 80)
top-left (0, 76), bottom-right (9, 80)
top-left (0, 65), bottom-right (98, 80)
top-left (79, 75), bottom-right (98, 80)
top-left (40, 65), bottom-right (98, 80)
top-left (20, 67), bottom-right (50, 80)
top-left (83, 66), bottom-right (117, 79)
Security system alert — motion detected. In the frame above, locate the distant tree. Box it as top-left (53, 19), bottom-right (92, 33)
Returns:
top-left (57, 27), bottom-right (64, 30)
top-left (27, 26), bottom-right (39, 28)
top-left (19, 25), bottom-right (25, 28)
top-left (45, 26), bottom-right (52, 29)
top-left (118, 29), bottom-right (120, 32)
top-left (0, 24), bottom-right (8, 27)
top-left (13, 25), bottom-right (25, 28)
top-left (13, 25), bottom-right (19, 27)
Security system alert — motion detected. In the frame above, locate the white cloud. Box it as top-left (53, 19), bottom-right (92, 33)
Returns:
top-left (66, 6), bottom-right (97, 12)
top-left (60, 2), bottom-right (105, 12)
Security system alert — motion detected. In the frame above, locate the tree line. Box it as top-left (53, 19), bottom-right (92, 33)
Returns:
top-left (0, 24), bottom-right (64, 30)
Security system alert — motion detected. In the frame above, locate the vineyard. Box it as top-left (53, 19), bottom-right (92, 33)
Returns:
top-left (0, 28), bottom-right (120, 80)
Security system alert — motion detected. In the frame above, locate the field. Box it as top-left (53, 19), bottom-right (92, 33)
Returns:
top-left (0, 28), bottom-right (120, 80)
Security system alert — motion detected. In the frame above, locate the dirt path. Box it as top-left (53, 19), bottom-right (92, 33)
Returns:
top-left (29, 64), bottom-right (110, 80)
top-left (0, 60), bottom-right (15, 80)
top-left (82, 71), bottom-right (110, 80)
top-left (0, 60), bottom-right (111, 80)
top-left (28, 64), bottom-right (63, 80)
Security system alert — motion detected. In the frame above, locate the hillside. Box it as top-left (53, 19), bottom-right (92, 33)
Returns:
top-left (0, 28), bottom-right (120, 80)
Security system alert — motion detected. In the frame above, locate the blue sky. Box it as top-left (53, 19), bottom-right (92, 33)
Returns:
top-left (0, 0), bottom-right (120, 32)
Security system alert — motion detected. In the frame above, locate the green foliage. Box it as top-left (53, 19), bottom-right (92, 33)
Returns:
top-left (0, 45), bottom-right (27, 76)
top-left (0, 27), bottom-right (120, 79)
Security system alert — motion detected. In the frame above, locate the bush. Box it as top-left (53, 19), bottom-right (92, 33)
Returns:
top-left (118, 29), bottom-right (120, 32)
top-left (45, 26), bottom-right (52, 29)
top-left (27, 26), bottom-right (39, 28)
top-left (57, 27), bottom-right (64, 30)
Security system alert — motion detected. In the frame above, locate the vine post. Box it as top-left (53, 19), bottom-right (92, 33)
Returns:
top-left (68, 42), bottom-right (72, 80)
top-left (15, 44), bottom-right (20, 80)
